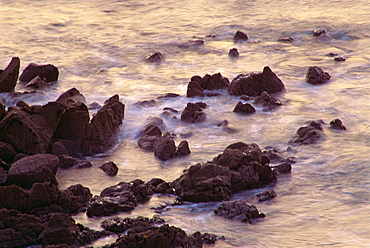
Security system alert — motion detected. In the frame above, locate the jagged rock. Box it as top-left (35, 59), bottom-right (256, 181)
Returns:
top-left (0, 57), bottom-right (20, 93)
top-left (330, 119), bottom-right (346, 130)
top-left (99, 161), bottom-right (119, 176)
top-left (274, 162), bottom-right (292, 173)
top-left (172, 162), bottom-right (231, 202)
top-left (138, 122), bottom-right (162, 152)
top-left (19, 63), bottom-right (59, 83)
top-left (181, 102), bottom-right (207, 123)
top-left (278, 37), bottom-right (294, 42)
top-left (233, 101), bottom-right (256, 114)
top-left (233, 30), bottom-right (248, 42)
top-left (145, 51), bottom-right (164, 62)
top-left (306, 66), bottom-right (331, 85)
top-left (8, 154), bottom-right (59, 189)
top-left (186, 80), bottom-right (205, 97)
top-left (292, 120), bottom-right (324, 144)
top-left (214, 200), bottom-right (262, 222)
top-left (229, 66), bottom-right (285, 96)
top-left (176, 140), bottom-right (191, 157)
top-left (56, 87), bottom-right (86, 105)
top-left (154, 137), bottom-right (177, 160)
top-left (253, 91), bottom-right (282, 110)
top-left (28, 182), bottom-right (60, 210)
top-left (229, 48), bottom-right (239, 57)
top-left (57, 184), bottom-right (92, 214)
top-left (25, 76), bottom-right (49, 89)
top-left (75, 223), bottom-right (114, 247)
top-left (256, 189), bottom-right (277, 201)
top-left (186, 73), bottom-right (229, 97)
top-left (40, 213), bottom-right (78, 245)
top-left (0, 184), bottom-right (30, 211)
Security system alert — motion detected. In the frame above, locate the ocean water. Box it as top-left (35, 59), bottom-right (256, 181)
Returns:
top-left (0, 0), bottom-right (370, 247)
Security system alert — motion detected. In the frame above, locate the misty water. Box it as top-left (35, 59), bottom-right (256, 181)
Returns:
top-left (1, 0), bottom-right (369, 247)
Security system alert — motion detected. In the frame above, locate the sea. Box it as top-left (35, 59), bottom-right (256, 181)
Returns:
top-left (0, 0), bottom-right (369, 247)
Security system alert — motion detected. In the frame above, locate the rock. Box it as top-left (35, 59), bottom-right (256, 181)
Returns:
top-left (0, 142), bottom-right (17, 163)
top-left (56, 87), bottom-right (86, 105)
top-left (229, 48), bottom-right (239, 57)
top-left (0, 167), bottom-right (7, 184)
top-left (25, 76), bottom-right (49, 89)
top-left (138, 122), bottom-right (162, 152)
top-left (274, 162), bottom-right (292, 173)
top-left (233, 101), bottom-right (256, 114)
top-left (202, 233), bottom-right (224, 244)
top-left (101, 215), bottom-right (165, 234)
top-left (145, 51), bottom-right (164, 62)
top-left (0, 184), bottom-right (30, 211)
top-left (229, 66), bottom-right (285, 96)
top-left (278, 37), bottom-right (294, 42)
top-left (99, 161), bottom-right (119, 176)
top-left (0, 208), bottom-right (43, 248)
top-left (306, 66), bottom-right (331, 85)
top-left (253, 91), bottom-right (282, 110)
top-left (75, 223), bottom-right (114, 247)
top-left (154, 137), bottom-right (177, 161)
top-left (186, 73), bottom-right (229, 97)
top-left (214, 200), bottom-right (262, 222)
top-left (292, 120), bottom-right (324, 144)
top-left (312, 29), bottom-right (327, 37)
top-left (186, 80), bottom-right (205, 97)
top-left (40, 213), bottom-right (78, 245)
top-left (181, 102), bottom-right (207, 123)
top-left (233, 30), bottom-right (248, 42)
top-left (0, 102), bottom-right (5, 120)
top-left (330, 119), bottom-right (346, 130)
top-left (176, 140), bottom-right (191, 157)
top-left (0, 57), bottom-right (20, 93)
top-left (178, 39), bottom-right (204, 48)
top-left (172, 162), bottom-right (231, 202)
top-left (334, 56), bottom-right (346, 62)
top-left (256, 189), bottom-right (277, 201)
top-left (19, 63), bottom-right (59, 83)
top-left (157, 93), bottom-right (180, 99)
top-left (57, 184), bottom-right (92, 214)
top-left (8, 154), bottom-right (59, 189)
top-left (28, 182), bottom-right (60, 210)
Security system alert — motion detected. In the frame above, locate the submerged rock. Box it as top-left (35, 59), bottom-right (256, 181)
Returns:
top-left (229, 66), bottom-right (285, 96)
top-left (181, 102), bottom-right (207, 123)
top-left (233, 101), bottom-right (256, 114)
top-left (306, 66), bottom-right (331, 85)
top-left (330, 119), bottom-right (346, 130)
top-left (0, 57), bottom-right (20, 93)
top-left (145, 51), bottom-right (164, 62)
top-left (253, 91), bottom-right (282, 111)
top-left (233, 30), bottom-right (248, 42)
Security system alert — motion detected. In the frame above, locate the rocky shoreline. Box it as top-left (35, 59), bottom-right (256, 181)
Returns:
top-left (0, 29), bottom-right (347, 248)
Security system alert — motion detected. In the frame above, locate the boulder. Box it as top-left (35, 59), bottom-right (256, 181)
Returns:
top-left (186, 73), bottom-right (229, 97)
top-left (99, 161), bottom-right (119, 176)
top-left (40, 213), bottom-right (78, 245)
top-left (292, 120), bottom-right (324, 144)
top-left (330, 119), bottom-right (346, 130)
top-left (181, 102), bottom-right (207, 123)
top-left (229, 66), bottom-right (285, 96)
top-left (25, 76), bottom-right (49, 89)
top-left (19, 63), bottom-right (59, 83)
top-left (0, 57), bottom-right (20, 93)
top-left (253, 91), bottom-right (282, 110)
top-left (145, 51), bottom-right (164, 62)
top-left (101, 215), bottom-right (165, 234)
top-left (55, 87), bottom-right (86, 105)
top-left (57, 184), bottom-right (92, 214)
top-left (256, 189), bottom-right (277, 201)
top-left (138, 122), bottom-right (162, 152)
top-left (187, 80), bottom-right (205, 97)
top-left (28, 182), bottom-right (60, 210)
top-left (0, 167), bottom-right (7, 184)
top-left (233, 30), bottom-right (248, 42)
top-left (154, 137), bottom-right (177, 161)
top-left (274, 162), bottom-right (292, 173)
top-left (176, 140), bottom-right (191, 157)
top-left (214, 200), bottom-right (263, 222)
top-left (8, 154), bottom-right (59, 189)
top-left (0, 142), bottom-right (17, 163)
top-left (0, 208), bottom-right (43, 247)
top-left (233, 101), bottom-right (256, 114)
top-left (172, 162), bottom-right (231, 202)
top-left (229, 48), bottom-right (239, 57)
top-left (306, 66), bottom-right (331, 85)
top-left (0, 184), bottom-right (30, 211)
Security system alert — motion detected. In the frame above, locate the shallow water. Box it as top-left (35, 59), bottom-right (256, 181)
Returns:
top-left (1, 0), bottom-right (370, 247)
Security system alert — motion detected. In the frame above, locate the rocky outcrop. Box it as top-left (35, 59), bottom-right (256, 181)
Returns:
top-left (101, 215), bottom-right (165, 233)
top-left (0, 57), bottom-right (20, 93)
top-left (233, 101), bottom-right (256, 114)
top-left (0, 184), bottom-right (30, 211)
top-left (253, 91), bottom-right (282, 111)
top-left (228, 66), bottom-right (285, 96)
top-left (306, 66), bottom-right (331, 85)
top-left (7, 154), bottom-right (59, 189)
top-left (187, 73), bottom-right (229, 97)
top-left (181, 102), bottom-right (207, 123)
top-left (40, 213), bottom-right (78, 246)
top-left (214, 200), bottom-right (264, 223)
top-left (19, 63), bottom-right (59, 83)
top-left (138, 121), bottom-right (163, 152)
top-left (291, 120), bottom-right (324, 144)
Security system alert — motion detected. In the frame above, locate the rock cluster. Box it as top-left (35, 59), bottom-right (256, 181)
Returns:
top-left (187, 73), bottom-right (230, 97)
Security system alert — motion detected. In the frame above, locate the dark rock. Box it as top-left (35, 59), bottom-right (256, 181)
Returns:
top-left (256, 189), bottom-right (277, 201)
top-left (19, 63), bottom-right (59, 83)
top-left (75, 223), bottom-right (114, 246)
top-left (292, 120), bottom-right (324, 144)
top-left (229, 48), bottom-right (239, 57)
top-left (334, 56), bottom-right (346, 62)
top-left (154, 137), bottom-right (177, 160)
top-left (233, 30), bottom-right (248, 42)
top-left (172, 162), bottom-right (231, 202)
top-left (134, 99), bottom-right (156, 107)
top-left (176, 140), bottom-right (191, 157)
top-left (178, 39), bottom-right (204, 48)
top-left (233, 101), bottom-right (256, 114)
top-left (50, 139), bottom-right (77, 157)
top-left (0, 102), bottom-right (5, 120)
top-left (40, 213), bottom-right (78, 245)
top-left (202, 233), bottom-right (224, 244)
top-left (0, 184), bottom-right (30, 211)
top-left (229, 66), bottom-right (285, 96)
top-left (330, 119), bottom-right (346, 130)
top-left (0, 57), bottom-right (20, 93)
top-left (187, 73), bottom-right (229, 97)
top-left (28, 182), bottom-right (60, 210)
top-left (312, 29), bottom-right (327, 37)
top-left (261, 154), bottom-right (270, 165)
top-left (214, 200), bottom-right (261, 222)
top-left (253, 91), bottom-right (282, 110)
top-left (28, 204), bottom-right (65, 223)
top-left (275, 162), bottom-right (292, 173)
top-left (146, 178), bottom-right (173, 194)
top-left (181, 102), bottom-right (206, 123)
top-left (145, 51), bottom-right (164, 62)
top-left (157, 93), bottom-right (180, 99)
top-left (8, 154), bottom-right (59, 189)
top-left (306, 66), bottom-right (331, 85)
top-left (0, 167), bottom-right (7, 184)
top-left (25, 76), bottom-right (49, 89)
top-left (0, 208), bottom-right (43, 247)
top-left (186, 80), bottom-right (204, 98)
top-left (56, 87), bottom-right (86, 105)
top-left (278, 37), bottom-right (294, 42)
top-left (101, 216), bottom-right (133, 233)
top-left (100, 161), bottom-right (118, 176)
top-left (58, 184), bottom-right (92, 214)
top-left (0, 141), bottom-right (17, 163)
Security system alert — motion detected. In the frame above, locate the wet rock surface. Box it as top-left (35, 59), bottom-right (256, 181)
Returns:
top-left (214, 200), bottom-right (264, 223)
top-left (0, 57), bottom-right (20, 93)
top-left (292, 120), bottom-right (325, 144)
top-left (19, 63), bottom-right (59, 83)
top-left (306, 66), bottom-right (331, 85)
